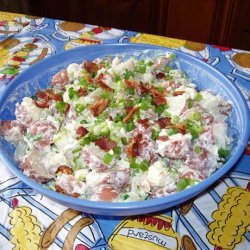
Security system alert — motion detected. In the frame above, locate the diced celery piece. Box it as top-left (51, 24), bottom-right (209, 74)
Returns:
top-left (103, 153), bottom-right (113, 164)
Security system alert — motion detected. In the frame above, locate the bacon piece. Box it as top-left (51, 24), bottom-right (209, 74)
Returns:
top-left (126, 134), bottom-right (142, 160)
top-left (153, 94), bottom-right (167, 106)
top-left (55, 185), bottom-right (80, 198)
top-left (46, 89), bottom-right (63, 101)
top-left (149, 87), bottom-right (167, 106)
top-left (77, 87), bottom-right (87, 97)
top-left (85, 73), bottom-right (93, 83)
top-left (138, 82), bottom-right (150, 95)
top-left (124, 79), bottom-right (136, 89)
top-left (51, 69), bottom-right (69, 87)
top-left (165, 123), bottom-right (186, 134)
top-left (36, 90), bottom-right (50, 102)
top-left (157, 117), bottom-right (171, 128)
top-left (84, 61), bottom-right (99, 73)
top-left (34, 89), bottom-right (62, 108)
top-left (127, 127), bottom-right (157, 162)
top-left (0, 120), bottom-right (12, 135)
top-left (89, 99), bottom-right (109, 116)
top-left (95, 137), bottom-right (117, 152)
top-left (76, 126), bottom-right (88, 138)
top-left (138, 118), bottom-right (150, 129)
top-left (173, 90), bottom-right (185, 96)
top-left (56, 165), bottom-right (73, 175)
top-left (125, 106), bottom-right (133, 113)
top-left (122, 106), bottom-right (139, 123)
top-left (96, 73), bottom-right (113, 91)
top-left (156, 72), bottom-right (166, 79)
top-left (157, 135), bottom-right (169, 141)
top-left (126, 139), bottom-right (138, 160)
top-left (124, 80), bottom-right (149, 95)
top-left (34, 99), bottom-right (49, 109)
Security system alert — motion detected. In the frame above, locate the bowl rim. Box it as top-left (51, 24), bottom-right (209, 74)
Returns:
top-left (0, 43), bottom-right (249, 216)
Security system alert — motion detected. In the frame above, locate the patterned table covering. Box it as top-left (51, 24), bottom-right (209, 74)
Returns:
top-left (0, 12), bottom-right (250, 250)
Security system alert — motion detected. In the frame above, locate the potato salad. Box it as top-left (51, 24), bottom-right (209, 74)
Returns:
top-left (0, 52), bottom-right (232, 202)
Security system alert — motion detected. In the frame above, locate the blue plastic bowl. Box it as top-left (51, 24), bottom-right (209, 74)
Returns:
top-left (0, 44), bottom-right (249, 216)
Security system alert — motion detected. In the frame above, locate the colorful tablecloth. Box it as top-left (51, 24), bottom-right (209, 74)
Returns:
top-left (0, 12), bottom-right (250, 250)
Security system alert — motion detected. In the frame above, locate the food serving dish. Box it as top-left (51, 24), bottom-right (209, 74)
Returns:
top-left (0, 43), bottom-right (249, 216)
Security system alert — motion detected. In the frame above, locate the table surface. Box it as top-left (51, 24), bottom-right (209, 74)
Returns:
top-left (0, 12), bottom-right (250, 250)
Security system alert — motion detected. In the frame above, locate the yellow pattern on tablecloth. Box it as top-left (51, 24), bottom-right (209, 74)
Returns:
top-left (130, 33), bottom-right (186, 48)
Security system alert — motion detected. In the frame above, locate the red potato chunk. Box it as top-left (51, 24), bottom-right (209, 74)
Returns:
top-left (156, 134), bottom-right (192, 159)
top-left (26, 120), bottom-right (57, 149)
top-left (0, 120), bottom-right (23, 144)
top-left (51, 69), bottom-right (69, 87)
top-left (19, 150), bottom-right (54, 183)
top-left (89, 184), bottom-right (119, 202)
top-left (185, 148), bottom-right (217, 179)
top-left (111, 170), bottom-right (130, 190)
top-left (180, 105), bottom-right (214, 125)
top-left (55, 174), bottom-right (85, 198)
top-left (86, 170), bottom-right (130, 190)
top-left (15, 99), bottom-right (42, 128)
top-left (82, 146), bottom-right (111, 172)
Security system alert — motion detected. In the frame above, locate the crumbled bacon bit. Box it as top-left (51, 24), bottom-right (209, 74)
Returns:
top-left (95, 137), bottom-right (117, 152)
top-left (77, 87), bottom-right (87, 97)
top-left (156, 72), bottom-right (166, 79)
top-left (36, 90), bottom-right (50, 101)
top-left (149, 86), bottom-right (167, 105)
top-left (138, 82), bottom-right (150, 94)
top-left (96, 73), bottom-right (113, 91)
top-left (122, 106), bottom-right (139, 123)
top-left (138, 118), bottom-right (150, 129)
top-left (46, 89), bottom-right (63, 101)
top-left (34, 89), bottom-right (62, 108)
top-left (126, 133), bottom-right (143, 159)
top-left (173, 90), bottom-right (185, 96)
top-left (56, 165), bottom-right (73, 175)
top-left (84, 61), bottom-right (99, 73)
top-left (85, 73), bottom-right (93, 83)
top-left (126, 139), bottom-right (138, 159)
top-left (55, 185), bottom-right (80, 197)
top-left (165, 123), bottom-right (186, 134)
top-left (65, 103), bottom-right (70, 114)
top-left (157, 117), bottom-right (171, 128)
top-left (0, 120), bottom-right (12, 134)
top-left (124, 79), bottom-right (136, 89)
top-left (157, 135), bottom-right (169, 141)
top-left (153, 95), bottom-right (167, 105)
top-left (76, 126), bottom-right (88, 138)
top-left (89, 99), bottom-right (109, 116)
top-left (34, 99), bottom-right (49, 108)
